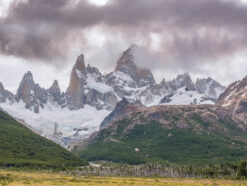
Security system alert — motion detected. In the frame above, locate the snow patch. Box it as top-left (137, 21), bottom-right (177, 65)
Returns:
top-left (160, 87), bottom-right (214, 106)
top-left (0, 101), bottom-right (110, 148)
top-left (86, 74), bottom-right (112, 93)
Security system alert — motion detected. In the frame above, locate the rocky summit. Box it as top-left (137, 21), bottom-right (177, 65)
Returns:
top-left (217, 75), bottom-right (247, 126)
top-left (0, 82), bottom-right (14, 103)
top-left (16, 71), bottom-right (48, 113)
top-left (0, 45), bottom-right (226, 148)
top-left (66, 54), bottom-right (87, 109)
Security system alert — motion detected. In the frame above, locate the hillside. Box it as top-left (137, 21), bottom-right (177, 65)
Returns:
top-left (0, 109), bottom-right (87, 169)
top-left (78, 105), bottom-right (247, 165)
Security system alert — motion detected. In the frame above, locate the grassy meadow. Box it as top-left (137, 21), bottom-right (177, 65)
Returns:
top-left (0, 170), bottom-right (247, 186)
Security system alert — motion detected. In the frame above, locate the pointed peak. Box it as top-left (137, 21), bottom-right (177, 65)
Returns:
top-left (160, 78), bottom-right (166, 83)
top-left (74, 54), bottom-right (86, 72)
top-left (126, 44), bottom-right (137, 53)
top-left (23, 71), bottom-right (33, 80)
top-left (50, 80), bottom-right (59, 89)
top-left (177, 72), bottom-right (191, 78)
top-left (0, 82), bottom-right (4, 91)
top-left (0, 82), bottom-right (3, 88)
top-left (176, 73), bottom-right (193, 82)
top-left (115, 45), bottom-right (137, 72)
top-left (124, 44), bottom-right (137, 56)
top-left (48, 80), bottom-right (61, 100)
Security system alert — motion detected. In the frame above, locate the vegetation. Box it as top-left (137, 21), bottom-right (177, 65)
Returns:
top-left (0, 109), bottom-right (88, 169)
top-left (67, 161), bottom-right (247, 179)
top-left (79, 113), bottom-right (247, 166)
top-left (0, 170), bottom-right (247, 186)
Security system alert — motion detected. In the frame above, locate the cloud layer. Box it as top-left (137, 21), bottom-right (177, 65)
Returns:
top-left (0, 0), bottom-right (247, 72)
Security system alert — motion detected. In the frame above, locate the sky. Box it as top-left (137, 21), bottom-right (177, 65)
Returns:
top-left (1, 0), bottom-right (247, 92)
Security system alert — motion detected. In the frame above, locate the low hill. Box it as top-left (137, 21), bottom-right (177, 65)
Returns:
top-left (78, 105), bottom-right (247, 165)
top-left (0, 109), bottom-right (88, 169)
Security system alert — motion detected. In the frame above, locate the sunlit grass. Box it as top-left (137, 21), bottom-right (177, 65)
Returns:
top-left (0, 170), bottom-right (246, 186)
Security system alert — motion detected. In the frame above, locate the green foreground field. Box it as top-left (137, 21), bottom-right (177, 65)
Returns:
top-left (0, 171), bottom-right (247, 186)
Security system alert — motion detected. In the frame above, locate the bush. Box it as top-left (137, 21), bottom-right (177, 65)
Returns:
top-left (237, 161), bottom-right (247, 177)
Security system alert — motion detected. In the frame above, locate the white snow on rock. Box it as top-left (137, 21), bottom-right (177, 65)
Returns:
top-left (86, 73), bottom-right (112, 93)
top-left (0, 101), bottom-right (110, 148)
top-left (160, 87), bottom-right (214, 106)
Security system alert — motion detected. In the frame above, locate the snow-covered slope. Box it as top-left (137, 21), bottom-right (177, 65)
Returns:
top-left (159, 87), bottom-right (215, 105)
top-left (0, 101), bottom-right (110, 149)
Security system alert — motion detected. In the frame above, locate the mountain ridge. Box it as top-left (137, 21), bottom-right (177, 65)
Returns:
top-left (0, 45), bottom-right (226, 148)
top-left (78, 103), bottom-right (247, 165)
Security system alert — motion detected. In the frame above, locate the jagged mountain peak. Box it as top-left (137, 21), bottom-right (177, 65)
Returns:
top-left (16, 71), bottom-right (35, 101)
top-left (217, 75), bottom-right (247, 107)
top-left (114, 45), bottom-right (155, 87)
top-left (115, 46), bottom-right (136, 72)
top-left (50, 80), bottom-right (59, 89)
top-left (74, 54), bottom-right (86, 72)
top-left (0, 82), bottom-right (14, 103)
top-left (195, 77), bottom-right (225, 99)
top-left (168, 72), bottom-right (195, 91)
top-left (15, 71), bottom-right (47, 113)
top-left (0, 82), bottom-right (6, 103)
top-left (0, 82), bottom-right (4, 91)
top-left (22, 71), bottom-right (34, 83)
top-left (48, 80), bottom-right (62, 102)
top-left (177, 72), bottom-right (190, 78)
top-left (175, 73), bottom-right (194, 84)
top-left (216, 75), bottom-right (247, 125)
top-left (66, 54), bottom-right (88, 109)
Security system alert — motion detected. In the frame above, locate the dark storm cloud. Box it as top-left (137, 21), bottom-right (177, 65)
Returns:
top-left (1, 0), bottom-right (247, 65)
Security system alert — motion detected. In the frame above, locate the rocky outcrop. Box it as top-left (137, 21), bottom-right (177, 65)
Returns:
top-left (84, 64), bottom-right (118, 110)
top-left (195, 78), bottom-right (225, 100)
top-left (16, 71), bottom-right (47, 113)
top-left (167, 73), bottom-right (195, 91)
top-left (0, 82), bottom-right (14, 103)
top-left (66, 54), bottom-right (87, 109)
top-left (217, 76), bottom-right (247, 124)
top-left (100, 98), bottom-right (144, 129)
top-left (115, 45), bottom-right (155, 87)
top-left (48, 80), bottom-right (62, 103)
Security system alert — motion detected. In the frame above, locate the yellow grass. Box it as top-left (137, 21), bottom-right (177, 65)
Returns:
top-left (0, 170), bottom-right (247, 186)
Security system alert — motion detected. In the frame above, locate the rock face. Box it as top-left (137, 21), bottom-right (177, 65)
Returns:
top-left (167, 73), bottom-right (196, 91)
top-left (0, 82), bottom-right (14, 103)
top-left (66, 54), bottom-right (87, 109)
top-left (196, 78), bottom-right (225, 100)
top-left (100, 98), bottom-right (144, 129)
top-left (105, 45), bottom-right (156, 104)
top-left (217, 76), bottom-right (247, 125)
top-left (48, 80), bottom-right (62, 103)
top-left (115, 45), bottom-right (155, 87)
top-left (16, 71), bottom-right (47, 113)
top-left (84, 65), bottom-right (118, 110)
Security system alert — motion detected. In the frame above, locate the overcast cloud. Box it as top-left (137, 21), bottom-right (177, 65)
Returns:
top-left (0, 0), bottom-right (247, 91)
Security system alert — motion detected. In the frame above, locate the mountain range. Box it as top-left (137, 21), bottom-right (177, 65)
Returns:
top-left (78, 75), bottom-right (247, 165)
top-left (0, 45), bottom-right (226, 148)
